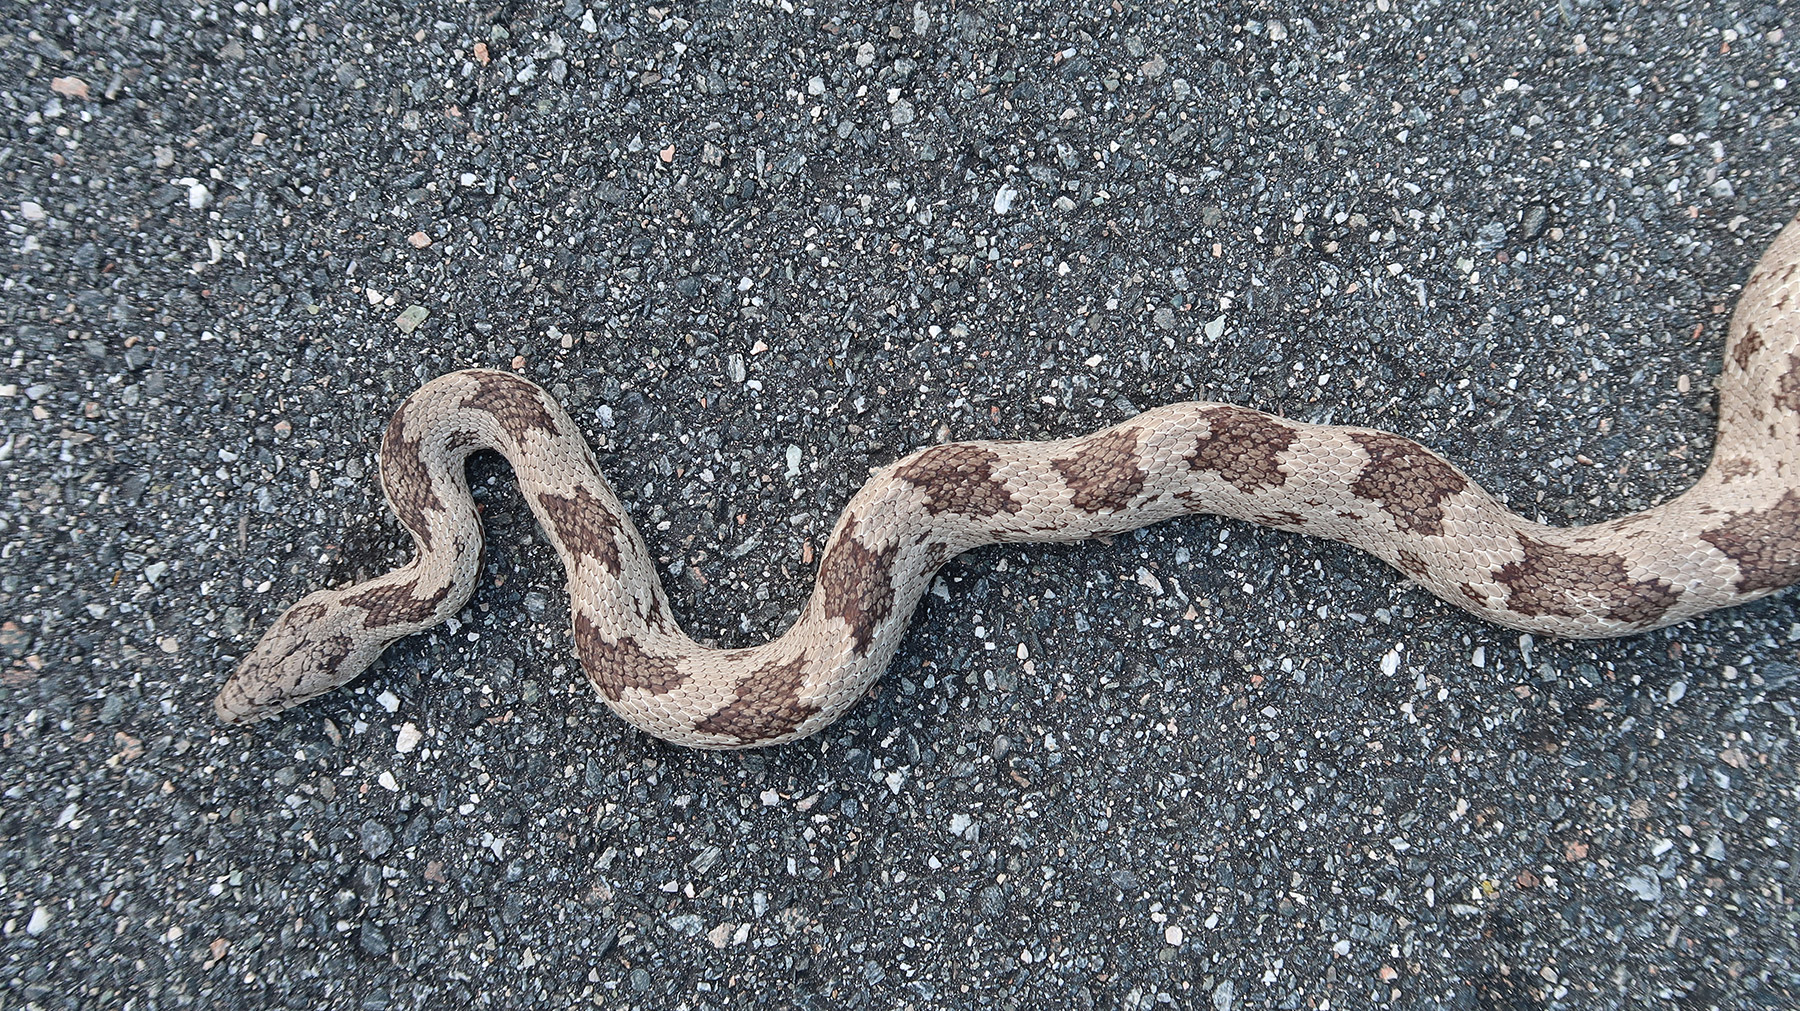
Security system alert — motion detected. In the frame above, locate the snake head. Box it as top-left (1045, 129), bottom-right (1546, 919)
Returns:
top-left (213, 591), bottom-right (381, 725)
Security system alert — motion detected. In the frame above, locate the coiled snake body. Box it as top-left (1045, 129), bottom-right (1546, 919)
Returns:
top-left (217, 214), bottom-right (1800, 747)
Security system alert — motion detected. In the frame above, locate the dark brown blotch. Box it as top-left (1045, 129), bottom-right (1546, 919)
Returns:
top-left (1773, 354), bottom-right (1800, 414)
top-left (1717, 457), bottom-right (1760, 482)
top-left (923, 540), bottom-right (953, 571)
top-left (1187, 406), bottom-right (1300, 493)
top-left (284, 601), bottom-right (331, 628)
top-left (313, 635), bottom-right (358, 677)
top-left (1731, 326), bottom-right (1765, 372)
top-left (1699, 489), bottom-right (1800, 594)
top-left (638, 587), bottom-right (670, 630)
top-left (1349, 432), bottom-right (1469, 536)
top-left (459, 371), bottom-right (563, 444)
top-left (894, 444), bottom-right (1022, 517)
top-left (536, 486), bottom-right (623, 575)
top-left (347, 577), bottom-right (452, 628)
top-left (694, 653), bottom-right (818, 742)
top-left (573, 612), bottom-right (685, 701)
top-left (1393, 548), bottom-right (1431, 577)
top-left (1456, 583), bottom-right (1488, 607)
top-left (1251, 511), bottom-right (1307, 529)
top-left (817, 516), bottom-right (900, 655)
top-left (380, 405), bottom-right (445, 551)
top-left (1494, 535), bottom-right (1683, 626)
top-left (1053, 427), bottom-right (1148, 513)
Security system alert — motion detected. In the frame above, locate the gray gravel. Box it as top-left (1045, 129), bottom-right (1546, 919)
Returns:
top-left (3, 2), bottom-right (1798, 1008)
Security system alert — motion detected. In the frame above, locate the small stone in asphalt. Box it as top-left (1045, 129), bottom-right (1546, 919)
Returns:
top-left (359, 819), bottom-right (393, 859)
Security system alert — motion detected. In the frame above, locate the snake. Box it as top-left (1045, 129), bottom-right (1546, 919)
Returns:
top-left (215, 213), bottom-right (1800, 748)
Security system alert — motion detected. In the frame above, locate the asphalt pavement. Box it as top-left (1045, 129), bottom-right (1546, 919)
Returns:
top-left (1, 2), bottom-right (1796, 1008)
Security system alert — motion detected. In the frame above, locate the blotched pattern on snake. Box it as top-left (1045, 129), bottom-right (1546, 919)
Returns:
top-left (216, 214), bottom-right (1800, 748)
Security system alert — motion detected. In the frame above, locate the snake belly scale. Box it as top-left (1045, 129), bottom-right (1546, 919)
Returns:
top-left (215, 213), bottom-right (1800, 748)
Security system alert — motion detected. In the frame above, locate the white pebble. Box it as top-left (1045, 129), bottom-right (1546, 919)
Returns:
top-left (19, 200), bottom-right (46, 222)
top-left (992, 183), bottom-right (1018, 215)
top-left (376, 690), bottom-right (400, 713)
top-left (26, 906), bottom-right (50, 936)
top-left (1134, 566), bottom-right (1164, 596)
top-left (377, 771), bottom-right (400, 791)
top-left (394, 721), bottom-right (423, 753)
top-left (1380, 646), bottom-right (1402, 677)
top-left (187, 183), bottom-right (211, 209)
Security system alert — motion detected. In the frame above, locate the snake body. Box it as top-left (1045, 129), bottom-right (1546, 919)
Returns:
top-left (216, 214), bottom-right (1800, 747)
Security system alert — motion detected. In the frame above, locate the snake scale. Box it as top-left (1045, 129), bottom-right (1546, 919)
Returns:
top-left (216, 213), bottom-right (1800, 748)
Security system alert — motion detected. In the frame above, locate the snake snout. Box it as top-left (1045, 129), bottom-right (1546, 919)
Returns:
top-left (214, 592), bottom-right (374, 725)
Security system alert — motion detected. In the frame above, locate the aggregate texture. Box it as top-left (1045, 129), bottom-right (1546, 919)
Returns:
top-left (0, 2), bottom-right (1796, 1009)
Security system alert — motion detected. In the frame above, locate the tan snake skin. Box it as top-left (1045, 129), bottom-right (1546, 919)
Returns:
top-left (216, 213), bottom-right (1800, 747)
